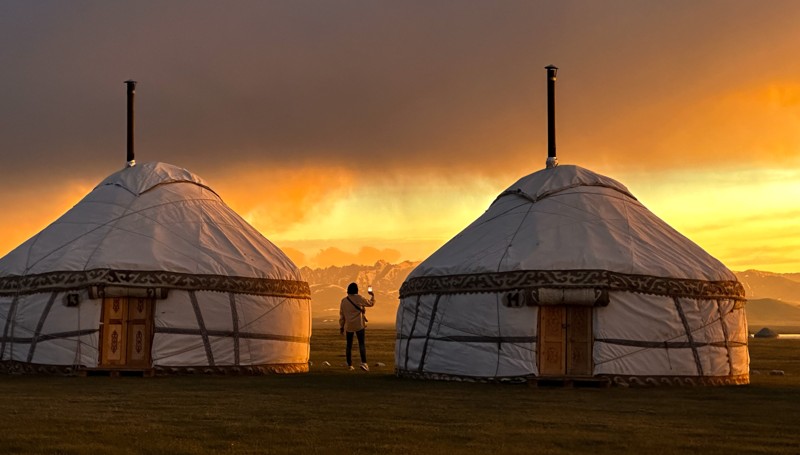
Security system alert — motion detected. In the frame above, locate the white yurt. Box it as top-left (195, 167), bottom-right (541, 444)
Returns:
top-left (395, 164), bottom-right (749, 386)
top-left (0, 161), bottom-right (311, 375)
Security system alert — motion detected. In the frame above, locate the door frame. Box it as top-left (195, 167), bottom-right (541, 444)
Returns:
top-left (536, 305), bottom-right (594, 377)
top-left (98, 296), bottom-right (155, 369)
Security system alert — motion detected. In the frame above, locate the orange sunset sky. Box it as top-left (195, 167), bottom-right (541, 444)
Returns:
top-left (1, 1), bottom-right (799, 272)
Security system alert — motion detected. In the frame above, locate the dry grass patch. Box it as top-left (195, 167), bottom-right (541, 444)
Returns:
top-left (0, 329), bottom-right (797, 454)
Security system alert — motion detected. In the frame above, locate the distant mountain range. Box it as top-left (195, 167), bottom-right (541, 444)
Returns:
top-left (300, 263), bottom-right (800, 331)
top-left (744, 298), bottom-right (800, 331)
top-left (734, 270), bottom-right (800, 301)
top-left (733, 270), bottom-right (800, 331)
top-left (300, 260), bottom-right (419, 325)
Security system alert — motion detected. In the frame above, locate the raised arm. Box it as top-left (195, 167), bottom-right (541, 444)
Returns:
top-left (363, 292), bottom-right (375, 307)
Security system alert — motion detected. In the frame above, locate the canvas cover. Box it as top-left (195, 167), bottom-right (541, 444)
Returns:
top-left (0, 162), bottom-right (311, 374)
top-left (396, 165), bottom-right (748, 386)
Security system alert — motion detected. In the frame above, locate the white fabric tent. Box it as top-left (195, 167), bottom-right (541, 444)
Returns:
top-left (396, 165), bottom-right (749, 386)
top-left (0, 162), bottom-right (310, 375)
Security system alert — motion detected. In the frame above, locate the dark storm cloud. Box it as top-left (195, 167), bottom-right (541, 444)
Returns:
top-left (1, 0), bottom-right (799, 184)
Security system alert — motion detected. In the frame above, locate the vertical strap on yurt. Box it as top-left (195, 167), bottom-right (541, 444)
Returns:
top-left (228, 293), bottom-right (240, 366)
top-left (494, 292), bottom-right (503, 377)
top-left (26, 292), bottom-right (59, 363)
top-left (189, 291), bottom-right (215, 366)
top-left (715, 299), bottom-right (734, 375)
top-left (0, 295), bottom-right (20, 361)
top-left (404, 295), bottom-right (423, 371)
top-left (417, 294), bottom-right (442, 373)
top-left (673, 297), bottom-right (704, 376)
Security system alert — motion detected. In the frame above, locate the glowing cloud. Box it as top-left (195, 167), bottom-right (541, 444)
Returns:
top-left (0, 180), bottom-right (96, 257)
top-left (209, 165), bottom-right (356, 235)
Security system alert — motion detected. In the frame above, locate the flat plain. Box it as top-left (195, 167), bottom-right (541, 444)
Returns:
top-left (0, 326), bottom-right (798, 454)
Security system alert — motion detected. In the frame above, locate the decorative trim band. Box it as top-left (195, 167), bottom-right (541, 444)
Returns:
top-left (395, 368), bottom-right (528, 384)
top-left (395, 368), bottom-right (750, 387)
top-left (0, 269), bottom-right (311, 299)
top-left (154, 363), bottom-right (309, 375)
top-left (600, 374), bottom-right (750, 387)
top-left (0, 360), bottom-right (309, 376)
top-left (400, 269), bottom-right (745, 301)
top-left (0, 361), bottom-right (77, 376)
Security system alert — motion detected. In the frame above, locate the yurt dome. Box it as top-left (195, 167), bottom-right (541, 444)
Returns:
top-left (0, 162), bottom-right (311, 375)
top-left (396, 164), bottom-right (749, 386)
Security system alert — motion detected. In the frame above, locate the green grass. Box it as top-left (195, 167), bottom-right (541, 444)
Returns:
top-left (0, 328), bottom-right (799, 454)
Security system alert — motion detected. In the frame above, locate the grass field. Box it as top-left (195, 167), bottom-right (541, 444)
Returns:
top-left (0, 326), bottom-right (798, 454)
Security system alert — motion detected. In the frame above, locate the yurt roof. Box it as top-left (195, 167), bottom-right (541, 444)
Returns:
top-left (402, 165), bottom-right (743, 299)
top-left (0, 162), bottom-right (307, 298)
top-left (97, 160), bottom-right (217, 197)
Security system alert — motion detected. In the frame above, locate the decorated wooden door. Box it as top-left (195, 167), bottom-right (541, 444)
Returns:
top-left (566, 306), bottom-right (593, 376)
top-left (538, 306), bottom-right (593, 376)
top-left (100, 297), bottom-right (153, 368)
top-left (538, 306), bottom-right (566, 375)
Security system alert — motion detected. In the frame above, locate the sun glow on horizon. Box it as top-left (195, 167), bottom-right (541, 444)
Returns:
top-left (0, 180), bottom-right (96, 257)
top-left (247, 172), bottom-right (506, 268)
top-left (2, 0), bottom-right (800, 276)
top-left (617, 166), bottom-right (800, 273)
top-left (1, 162), bottom-right (798, 273)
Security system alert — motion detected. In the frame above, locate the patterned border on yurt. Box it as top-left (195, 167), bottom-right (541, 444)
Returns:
top-left (0, 269), bottom-right (311, 299)
top-left (600, 373), bottom-right (750, 387)
top-left (154, 363), bottom-right (309, 375)
top-left (395, 368), bottom-right (750, 387)
top-left (400, 269), bottom-right (745, 300)
top-left (0, 360), bottom-right (309, 376)
top-left (395, 368), bottom-right (528, 384)
top-left (0, 360), bottom-right (79, 376)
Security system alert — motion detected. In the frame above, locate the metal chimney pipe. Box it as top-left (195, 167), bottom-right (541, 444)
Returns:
top-left (545, 65), bottom-right (558, 169)
top-left (125, 80), bottom-right (137, 167)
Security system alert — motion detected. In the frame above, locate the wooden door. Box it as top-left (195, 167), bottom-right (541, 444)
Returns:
top-left (538, 306), bottom-right (566, 375)
top-left (538, 306), bottom-right (593, 376)
top-left (566, 306), bottom-right (593, 376)
top-left (126, 297), bottom-right (153, 368)
top-left (100, 297), bottom-right (153, 368)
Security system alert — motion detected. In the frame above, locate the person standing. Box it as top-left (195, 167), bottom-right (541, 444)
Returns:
top-left (339, 282), bottom-right (375, 371)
